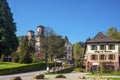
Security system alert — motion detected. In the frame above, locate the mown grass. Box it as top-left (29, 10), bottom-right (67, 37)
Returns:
top-left (0, 62), bottom-right (29, 69)
top-left (111, 78), bottom-right (120, 80)
top-left (0, 62), bottom-right (47, 75)
top-left (0, 62), bottom-right (61, 75)
top-left (87, 72), bottom-right (120, 76)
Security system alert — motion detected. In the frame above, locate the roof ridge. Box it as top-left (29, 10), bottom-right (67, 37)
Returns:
top-left (87, 32), bottom-right (120, 43)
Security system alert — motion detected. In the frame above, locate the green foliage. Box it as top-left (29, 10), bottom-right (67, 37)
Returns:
top-left (0, 62), bottom-right (55, 75)
top-left (88, 68), bottom-right (120, 76)
top-left (11, 52), bottom-right (19, 62)
top-left (42, 27), bottom-right (65, 62)
top-left (19, 53), bottom-right (32, 64)
top-left (73, 42), bottom-right (84, 68)
top-left (106, 26), bottom-right (120, 62)
top-left (56, 68), bottom-right (74, 73)
top-left (17, 35), bottom-right (26, 42)
top-left (32, 53), bottom-right (42, 63)
top-left (112, 78), bottom-right (120, 80)
top-left (106, 27), bottom-right (120, 40)
top-left (74, 68), bottom-right (83, 72)
top-left (0, 54), bottom-right (5, 62)
top-left (102, 66), bottom-right (113, 73)
top-left (0, 0), bottom-right (18, 57)
top-left (0, 63), bottom-right (44, 75)
top-left (19, 36), bottom-right (34, 63)
top-left (62, 62), bottom-right (71, 68)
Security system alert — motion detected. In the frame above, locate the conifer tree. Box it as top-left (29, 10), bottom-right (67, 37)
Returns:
top-left (0, 0), bottom-right (18, 57)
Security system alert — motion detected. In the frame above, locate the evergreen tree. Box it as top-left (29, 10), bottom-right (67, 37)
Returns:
top-left (0, 0), bottom-right (18, 57)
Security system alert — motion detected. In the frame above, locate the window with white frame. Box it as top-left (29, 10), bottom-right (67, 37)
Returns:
top-left (91, 45), bottom-right (97, 50)
top-left (100, 54), bottom-right (106, 60)
top-left (91, 55), bottom-right (98, 60)
top-left (100, 44), bottom-right (106, 50)
top-left (108, 44), bottom-right (115, 50)
top-left (108, 54), bottom-right (115, 60)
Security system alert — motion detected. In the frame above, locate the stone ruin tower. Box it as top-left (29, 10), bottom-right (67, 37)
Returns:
top-left (35, 25), bottom-right (44, 59)
top-left (27, 30), bottom-right (35, 47)
top-left (27, 25), bottom-right (44, 59)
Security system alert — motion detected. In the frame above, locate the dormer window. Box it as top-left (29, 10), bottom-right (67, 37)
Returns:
top-left (91, 45), bottom-right (97, 50)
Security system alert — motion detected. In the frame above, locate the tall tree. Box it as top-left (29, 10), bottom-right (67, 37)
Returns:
top-left (106, 27), bottom-right (120, 52)
top-left (73, 42), bottom-right (84, 68)
top-left (42, 27), bottom-right (65, 62)
top-left (0, 0), bottom-right (18, 57)
top-left (106, 27), bottom-right (119, 40)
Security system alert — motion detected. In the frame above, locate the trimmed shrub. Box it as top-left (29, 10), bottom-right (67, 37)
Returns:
top-left (56, 74), bottom-right (66, 78)
top-left (74, 68), bottom-right (83, 72)
top-left (48, 62), bottom-right (62, 68)
top-left (10, 76), bottom-right (22, 80)
top-left (0, 62), bottom-right (55, 75)
top-left (56, 68), bottom-right (74, 73)
top-left (33, 74), bottom-right (45, 79)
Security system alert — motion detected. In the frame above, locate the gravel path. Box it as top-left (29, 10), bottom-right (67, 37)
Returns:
top-left (0, 71), bottom-right (120, 80)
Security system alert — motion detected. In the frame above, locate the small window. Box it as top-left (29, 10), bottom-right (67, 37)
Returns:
top-left (69, 46), bottom-right (71, 50)
top-left (100, 45), bottom-right (106, 50)
top-left (91, 45), bottom-right (97, 50)
top-left (100, 55), bottom-right (106, 60)
top-left (69, 56), bottom-right (70, 59)
top-left (109, 54), bottom-right (115, 60)
top-left (91, 55), bottom-right (98, 60)
top-left (108, 44), bottom-right (115, 50)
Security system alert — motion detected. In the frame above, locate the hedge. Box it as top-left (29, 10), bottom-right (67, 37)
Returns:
top-left (0, 62), bottom-right (61, 75)
top-left (56, 68), bottom-right (74, 73)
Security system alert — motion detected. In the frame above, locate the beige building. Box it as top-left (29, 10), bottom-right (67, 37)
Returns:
top-left (84, 32), bottom-right (120, 72)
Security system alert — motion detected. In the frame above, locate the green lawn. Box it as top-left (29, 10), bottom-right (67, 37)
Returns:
top-left (0, 62), bottom-right (58, 75)
top-left (0, 62), bottom-right (29, 69)
top-left (0, 62), bottom-right (47, 75)
top-left (112, 78), bottom-right (120, 80)
top-left (87, 72), bottom-right (120, 76)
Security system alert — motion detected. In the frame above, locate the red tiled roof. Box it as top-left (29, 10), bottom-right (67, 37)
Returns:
top-left (86, 32), bottom-right (120, 43)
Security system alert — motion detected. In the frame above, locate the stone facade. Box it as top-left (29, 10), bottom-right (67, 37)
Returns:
top-left (27, 26), bottom-right (73, 62)
top-left (27, 25), bottom-right (44, 59)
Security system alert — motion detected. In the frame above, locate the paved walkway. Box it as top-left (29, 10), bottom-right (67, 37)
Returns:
top-left (0, 70), bottom-right (120, 80)
top-left (0, 70), bottom-right (46, 80)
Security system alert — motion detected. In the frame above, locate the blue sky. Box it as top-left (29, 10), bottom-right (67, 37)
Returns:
top-left (7, 0), bottom-right (120, 44)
